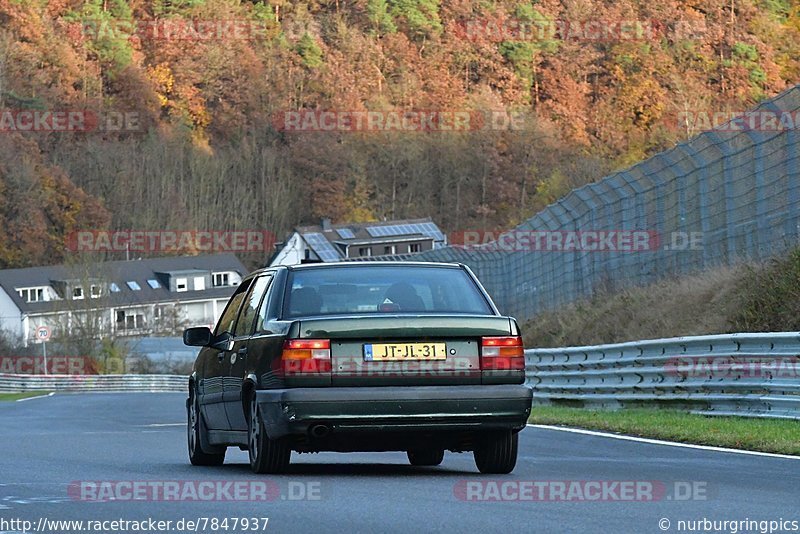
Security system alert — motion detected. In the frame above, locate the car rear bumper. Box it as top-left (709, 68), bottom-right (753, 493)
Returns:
top-left (255, 384), bottom-right (532, 438)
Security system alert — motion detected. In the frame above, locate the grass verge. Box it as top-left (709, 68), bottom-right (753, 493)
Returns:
top-left (0, 392), bottom-right (51, 402)
top-left (529, 406), bottom-right (800, 456)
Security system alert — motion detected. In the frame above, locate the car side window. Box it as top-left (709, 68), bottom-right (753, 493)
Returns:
top-left (254, 274), bottom-right (279, 333)
top-left (234, 275), bottom-right (273, 337)
top-left (214, 279), bottom-right (252, 336)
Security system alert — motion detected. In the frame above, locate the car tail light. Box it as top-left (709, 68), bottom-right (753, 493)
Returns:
top-left (282, 339), bottom-right (331, 374)
top-left (480, 336), bottom-right (525, 370)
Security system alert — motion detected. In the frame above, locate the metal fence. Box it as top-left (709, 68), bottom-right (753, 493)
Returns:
top-left (0, 374), bottom-right (186, 393)
top-left (525, 332), bottom-right (800, 419)
top-left (405, 85), bottom-right (800, 320)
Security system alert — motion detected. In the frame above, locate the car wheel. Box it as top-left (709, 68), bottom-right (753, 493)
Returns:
top-left (248, 394), bottom-right (291, 474)
top-left (473, 430), bottom-right (518, 474)
top-left (187, 393), bottom-right (225, 466)
top-left (407, 448), bottom-right (445, 466)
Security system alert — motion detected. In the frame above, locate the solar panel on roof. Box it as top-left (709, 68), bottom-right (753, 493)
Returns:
top-left (336, 228), bottom-right (355, 239)
top-left (303, 233), bottom-right (341, 262)
top-left (366, 223), bottom-right (445, 242)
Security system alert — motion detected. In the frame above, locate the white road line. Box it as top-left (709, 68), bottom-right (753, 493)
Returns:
top-left (15, 392), bottom-right (55, 402)
top-left (527, 424), bottom-right (800, 460)
top-left (141, 423), bottom-right (184, 427)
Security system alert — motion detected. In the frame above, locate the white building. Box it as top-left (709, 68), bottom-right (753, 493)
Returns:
top-left (0, 254), bottom-right (247, 346)
top-left (270, 217), bottom-right (446, 266)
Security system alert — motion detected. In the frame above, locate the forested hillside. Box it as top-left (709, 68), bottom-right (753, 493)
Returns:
top-left (0, 0), bottom-right (798, 268)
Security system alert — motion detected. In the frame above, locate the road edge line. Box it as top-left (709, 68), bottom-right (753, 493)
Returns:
top-left (16, 392), bottom-right (55, 402)
top-left (527, 423), bottom-right (800, 460)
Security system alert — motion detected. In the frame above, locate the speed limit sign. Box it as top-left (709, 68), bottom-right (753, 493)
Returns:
top-left (35, 326), bottom-right (51, 375)
top-left (36, 326), bottom-right (51, 343)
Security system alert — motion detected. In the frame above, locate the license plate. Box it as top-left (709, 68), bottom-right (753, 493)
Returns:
top-left (363, 342), bottom-right (446, 361)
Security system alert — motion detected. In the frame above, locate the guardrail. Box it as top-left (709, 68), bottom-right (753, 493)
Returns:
top-left (524, 332), bottom-right (800, 420)
top-left (0, 374), bottom-right (186, 393)
top-left (5, 335), bottom-right (799, 419)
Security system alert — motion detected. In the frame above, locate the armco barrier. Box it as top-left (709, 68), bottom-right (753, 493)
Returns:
top-left (5, 335), bottom-right (800, 420)
top-left (0, 374), bottom-right (186, 393)
top-left (525, 332), bottom-right (800, 420)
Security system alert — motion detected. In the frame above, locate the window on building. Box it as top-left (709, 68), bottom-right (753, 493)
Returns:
top-left (383, 245), bottom-right (396, 255)
top-left (194, 276), bottom-right (206, 291)
top-left (409, 243), bottom-right (421, 253)
top-left (212, 272), bottom-right (229, 287)
top-left (124, 315), bottom-right (144, 330)
top-left (17, 287), bottom-right (46, 303)
top-left (90, 285), bottom-right (101, 298)
top-left (126, 281), bottom-right (141, 291)
top-left (117, 310), bottom-right (144, 330)
top-left (175, 278), bottom-right (187, 292)
top-left (358, 247), bottom-right (372, 257)
top-left (72, 287), bottom-right (84, 300)
top-left (110, 283), bottom-right (120, 293)
top-left (147, 279), bottom-right (160, 289)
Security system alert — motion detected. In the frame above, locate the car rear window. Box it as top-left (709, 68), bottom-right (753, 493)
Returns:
top-left (283, 265), bottom-right (493, 318)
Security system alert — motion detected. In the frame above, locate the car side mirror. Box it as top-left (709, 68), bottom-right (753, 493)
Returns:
top-left (183, 327), bottom-right (213, 347)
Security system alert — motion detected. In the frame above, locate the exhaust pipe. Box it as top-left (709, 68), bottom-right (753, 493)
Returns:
top-left (309, 424), bottom-right (330, 438)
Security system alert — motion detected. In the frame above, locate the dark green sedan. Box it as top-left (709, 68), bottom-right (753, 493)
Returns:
top-left (184, 262), bottom-right (532, 474)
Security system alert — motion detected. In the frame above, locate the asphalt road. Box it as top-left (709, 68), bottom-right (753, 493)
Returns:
top-left (0, 393), bottom-right (797, 534)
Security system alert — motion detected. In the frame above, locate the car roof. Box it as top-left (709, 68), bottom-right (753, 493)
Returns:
top-left (287, 261), bottom-right (463, 271)
top-left (245, 261), bottom-right (464, 280)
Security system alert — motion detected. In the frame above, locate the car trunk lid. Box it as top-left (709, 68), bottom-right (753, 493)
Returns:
top-left (290, 315), bottom-right (512, 386)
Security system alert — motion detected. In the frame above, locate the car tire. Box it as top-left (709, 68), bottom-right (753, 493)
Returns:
top-left (187, 393), bottom-right (225, 466)
top-left (248, 394), bottom-right (291, 474)
top-left (407, 448), bottom-right (445, 466)
top-left (473, 430), bottom-right (518, 474)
